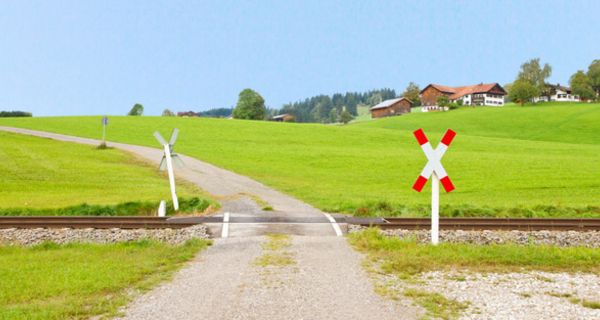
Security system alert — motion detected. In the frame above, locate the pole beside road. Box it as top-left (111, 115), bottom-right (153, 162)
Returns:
top-left (153, 129), bottom-right (183, 212)
top-left (412, 128), bottom-right (456, 245)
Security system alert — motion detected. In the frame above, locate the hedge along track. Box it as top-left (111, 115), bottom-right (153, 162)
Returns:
top-left (1, 216), bottom-right (599, 231)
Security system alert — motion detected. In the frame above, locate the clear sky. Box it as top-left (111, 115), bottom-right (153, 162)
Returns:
top-left (1, 0), bottom-right (599, 116)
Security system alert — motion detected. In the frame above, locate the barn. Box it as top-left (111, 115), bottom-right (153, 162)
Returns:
top-left (369, 97), bottom-right (413, 118)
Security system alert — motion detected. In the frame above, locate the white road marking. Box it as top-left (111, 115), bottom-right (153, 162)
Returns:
top-left (221, 212), bottom-right (230, 238)
top-left (323, 213), bottom-right (343, 236)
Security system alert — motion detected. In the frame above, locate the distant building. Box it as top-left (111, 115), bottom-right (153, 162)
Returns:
top-left (270, 114), bottom-right (295, 122)
top-left (533, 83), bottom-right (580, 103)
top-left (369, 97), bottom-right (413, 118)
top-left (420, 83), bottom-right (507, 111)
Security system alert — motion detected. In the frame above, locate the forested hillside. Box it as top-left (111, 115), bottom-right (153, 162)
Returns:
top-left (279, 88), bottom-right (397, 123)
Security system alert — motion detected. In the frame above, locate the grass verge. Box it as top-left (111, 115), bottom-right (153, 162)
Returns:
top-left (0, 239), bottom-right (211, 319)
top-left (348, 228), bottom-right (600, 275)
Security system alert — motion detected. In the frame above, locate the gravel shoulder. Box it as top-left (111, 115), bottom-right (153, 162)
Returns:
top-left (374, 270), bottom-right (600, 320)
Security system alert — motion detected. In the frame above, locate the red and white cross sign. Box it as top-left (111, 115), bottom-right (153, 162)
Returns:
top-left (412, 128), bottom-right (456, 193)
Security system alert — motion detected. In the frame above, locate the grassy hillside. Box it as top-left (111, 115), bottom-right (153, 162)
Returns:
top-left (0, 131), bottom-right (210, 213)
top-left (358, 103), bottom-right (599, 145)
top-left (1, 102), bottom-right (598, 217)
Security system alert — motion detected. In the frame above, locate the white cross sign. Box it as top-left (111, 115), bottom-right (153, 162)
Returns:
top-left (412, 128), bottom-right (456, 245)
top-left (412, 128), bottom-right (456, 193)
top-left (153, 129), bottom-right (183, 211)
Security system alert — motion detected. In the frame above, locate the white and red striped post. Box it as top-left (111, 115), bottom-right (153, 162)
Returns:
top-left (412, 128), bottom-right (456, 245)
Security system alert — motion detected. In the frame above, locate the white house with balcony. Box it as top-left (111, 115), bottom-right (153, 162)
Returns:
top-left (533, 83), bottom-right (580, 103)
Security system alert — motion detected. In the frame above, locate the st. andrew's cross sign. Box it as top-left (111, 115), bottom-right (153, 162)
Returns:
top-left (153, 129), bottom-right (184, 211)
top-left (412, 128), bottom-right (456, 245)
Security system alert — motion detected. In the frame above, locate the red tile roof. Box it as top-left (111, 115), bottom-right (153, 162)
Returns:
top-left (423, 83), bottom-right (506, 100)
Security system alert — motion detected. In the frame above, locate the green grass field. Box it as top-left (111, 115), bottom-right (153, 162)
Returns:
top-left (0, 131), bottom-right (212, 214)
top-left (0, 239), bottom-right (210, 319)
top-left (1, 102), bottom-right (598, 217)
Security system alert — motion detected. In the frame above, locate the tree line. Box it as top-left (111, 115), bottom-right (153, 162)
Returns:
top-left (128, 57), bottom-right (600, 120)
top-left (0, 111), bottom-right (32, 117)
top-left (278, 88), bottom-right (397, 123)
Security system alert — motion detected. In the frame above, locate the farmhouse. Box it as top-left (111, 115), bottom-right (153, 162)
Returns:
top-left (369, 97), bottom-right (413, 118)
top-left (420, 83), bottom-right (507, 110)
top-left (533, 83), bottom-right (580, 102)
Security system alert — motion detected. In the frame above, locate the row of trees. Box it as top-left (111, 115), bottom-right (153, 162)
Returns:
top-left (278, 89), bottom-right (396, 123)
top-left (508, 58), bottom-right (600, 105)
top-left (0, 111), bottom-right (32, 117)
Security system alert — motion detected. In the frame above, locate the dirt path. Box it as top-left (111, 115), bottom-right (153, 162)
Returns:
top-left (1, 126), bottom-right (420, 319)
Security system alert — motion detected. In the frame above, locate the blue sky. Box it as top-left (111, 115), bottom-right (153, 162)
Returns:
top-left (1, 0), bottom-right (598, 116)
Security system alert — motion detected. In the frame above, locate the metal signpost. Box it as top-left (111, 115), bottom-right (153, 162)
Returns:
top-left (101, 116), bottom-right (108, 145)
top-left (412, 128), bottom-right (456, 245)
top-left (153, 129), bottom-right (184, 211)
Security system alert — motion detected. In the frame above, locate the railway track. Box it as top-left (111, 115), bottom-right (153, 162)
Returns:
top-left (357, 217), bottom-right (600, 231)
top-left (0, 216), bottom-right (197, 229)
top-left (1, 216), bottom-right (599, 231)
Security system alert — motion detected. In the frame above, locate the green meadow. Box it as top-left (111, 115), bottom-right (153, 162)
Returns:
top-left (0, 239), bottom-right (210, 319)
top-left (1, 102), bottom-right (599, 217)
top-left (0, 131), bottom-right (212, 214)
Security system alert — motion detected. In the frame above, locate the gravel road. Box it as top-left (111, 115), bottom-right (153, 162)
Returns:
top-left (117, 236), bottom-right (420, 320)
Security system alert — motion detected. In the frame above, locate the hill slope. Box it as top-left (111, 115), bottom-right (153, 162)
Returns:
top-left (0, 131), bottom-right (207, 212)
top-left (1, 103), bottom-right (598, 217)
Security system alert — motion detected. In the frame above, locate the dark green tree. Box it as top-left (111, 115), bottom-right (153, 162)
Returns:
top-left (233, 89), bottom-right (266, 120)
top-left (509, 79), bottom-right (538, 106)
top-left (570, 70), bottom-right (595, 101)
top-left (127, 103), bottom-right (144, 116)
top-left (340, 109), bottom-right (353, 124)
top-left (329, 108), bottom-right (338, 123)
top-left (517, 58), bottom-right (552, 94)
top-left (587, 60), bottom-right (600, 98)
top-left (402, 82), bottom-right (421, 106)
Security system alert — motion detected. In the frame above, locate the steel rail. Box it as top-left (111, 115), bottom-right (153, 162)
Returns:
top-left (360, 217), bottom-right (600, 231)
top-left (0, 216), bottom-right (198, 229)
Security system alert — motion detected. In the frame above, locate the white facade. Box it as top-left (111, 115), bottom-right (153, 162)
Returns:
top-left (453, 93), bottom-right (505, 106)
top-left (533, 87), bottom-right (580, 103)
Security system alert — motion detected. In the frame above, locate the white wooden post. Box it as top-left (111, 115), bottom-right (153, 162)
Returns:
top-left (163, 144), bottom-right (179, 211)
top-left (431, 172), bottom-right (439, 245)
top-left (158, 200), bottom-right (166, 217)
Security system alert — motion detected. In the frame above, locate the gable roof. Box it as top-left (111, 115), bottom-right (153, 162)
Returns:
top-left (421, 83), bottom-right (506, 99)
top-left (370, 97), bottom-right (412, 110)
top-left (546, 83), bottom-right (571, 93)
